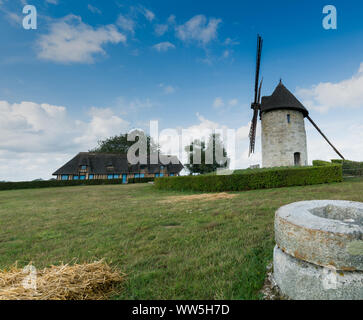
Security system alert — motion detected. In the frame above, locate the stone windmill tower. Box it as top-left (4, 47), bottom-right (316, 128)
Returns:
top-left (248, 35), bottom-right (345, 167)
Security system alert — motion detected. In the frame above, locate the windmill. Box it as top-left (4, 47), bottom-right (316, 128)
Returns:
top-left (248, 35), bottom-right (345, 167)
top-left (248, 35), bottom-right (263, 156)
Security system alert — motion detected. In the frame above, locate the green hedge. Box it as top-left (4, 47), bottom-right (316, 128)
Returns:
top-left (0, 179), bottom-right (128, 191)
top-left (331, 159), bottom-right (343, 164)
top-left (127, 177), bottom-right (154, 184)
top-left (312, 160), bottom-right (331, 166)
top-left (154, 164), bottom-right (343, 192)
top-left (0, 177), bottom-right (156, 191)
top-left (331, 160), bottom-right (363, 176)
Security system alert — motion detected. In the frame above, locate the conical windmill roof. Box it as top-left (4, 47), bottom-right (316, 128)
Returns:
top-left (261, 81), bottom-right (309, 117)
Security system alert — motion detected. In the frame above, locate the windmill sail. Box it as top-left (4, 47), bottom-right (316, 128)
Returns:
top-left (249, 35), bottom-right (263, 156)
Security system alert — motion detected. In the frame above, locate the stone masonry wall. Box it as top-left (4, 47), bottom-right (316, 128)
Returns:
top-left (261, 109), bottom-right (308, 168)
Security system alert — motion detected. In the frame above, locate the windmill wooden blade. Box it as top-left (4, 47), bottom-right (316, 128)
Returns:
top-left (249, 108), bottom-right (259, 155)
top-left (254, 36), bottom-right (263, 104)
top-left (249, 35), bottom-right (263, 156)
top-left (257, 78), bottom-right (263, 104)
top-left (306, 116), bottom-right (345, 160)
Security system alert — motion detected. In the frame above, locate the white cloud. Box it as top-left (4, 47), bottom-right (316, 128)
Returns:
top-left (224, 38), bottom-right (239, 46)
top-left (159, 83), bottom-right (176, 94)
top-left (175, 15), bottom-right (221, 45)
top-left (152, 41), bottom-right (175, 52)
top-left (228, 99), bottom-right (238, 107)
top-left (154, 14), bottom-right (176, 36)
top-left (74, 107), bottom-right (129, 147)
top-left (154, 24), bottom-right (168, 36)
top-left (116, 14), bottom-right (135, 34)
top-left (142, 7), bottom-right (155, 22)
top-left (158, 114), bottom-right (256, 172)
top-left (0, 150), bottom-right (72, 182)
top-left (115, 96), bottom-right (155, 113)
top-left (213, 97), bottom-right (224, 108)
top-left (167, 15), bottom-right (176, 25)
top-left (1, 7), bottom-right (22, 25)
top-left (87, 4), bottom-right (102, 14)
top-left (37, 15), bottom-right (126, 64)
top-left (222, 50), bottom-right (230, 59)
top-left (297, 63), bottom-right (363, 113)
top-left (306, 119), bottom-right (363, 163)
top-left (0, 100), bottom-right (129, 181)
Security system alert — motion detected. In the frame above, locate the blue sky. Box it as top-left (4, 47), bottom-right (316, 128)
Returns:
top-left (0, 0), bottom-right (362, 180)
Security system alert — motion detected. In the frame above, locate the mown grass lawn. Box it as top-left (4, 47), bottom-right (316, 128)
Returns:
top-left (0, 177), bottom-right (362, 299)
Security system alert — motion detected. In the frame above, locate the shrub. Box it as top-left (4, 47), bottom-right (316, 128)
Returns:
top-left (154, 164), bottom-right (343, 192)
top-left (335, 160), bottom-right (363, 176)
top-left (0, 178), bottom-right (130, 191)
top-left (331, 159), bottom-right (343, 164)
top-left (0, 176), bottom-right (158, 191)
top-left (127, 177), bottom-right (154, 184)
top-left (312, 160), bottom-right (331, 166)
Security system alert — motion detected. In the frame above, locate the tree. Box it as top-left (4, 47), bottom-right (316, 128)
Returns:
top-left (90, 130), bottom-right (159, 155)
top-left (184, 133), bottom-right (228, 175)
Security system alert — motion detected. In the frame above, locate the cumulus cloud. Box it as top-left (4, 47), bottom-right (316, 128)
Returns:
top-left (37, 15), bottom-right (126, 63)
top-left (0, 100), bottom-right (129, 181)
top-left (297, 63), bottom-right (363, 113)
top-left (213, 97), bottom-right (224, 108)
top-left (167, 15), bottom-right (176, 25)
top-left (213, 98), bottom-right (238, 108)
top-left (305, 118), bottom-right (363, 163)
top-left (87, 4), bottom-right (102, 14)
top-left (74, 107), bottom-right (129, 147)
top-left (141, 7), bottom-right (155, 22)
top-left (224, 38), bottom-right (239, 46)
top-left (175, 15), bottom-right (222, 46)
top-left (154, 14), bottom-right (176, 36)
top-left (152, 41), bottom-right (175, 52)
top-left (116, 14), bottom-right (136, 34)
top-left (154, 24), bottom-right (168, 36)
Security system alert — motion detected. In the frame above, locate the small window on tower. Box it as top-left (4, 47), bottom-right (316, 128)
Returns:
top-left (287, 114), bottom-right (291, 123)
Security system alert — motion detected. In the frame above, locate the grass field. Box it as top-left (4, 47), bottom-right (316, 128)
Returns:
top-left (1, 177), bottom-right (363, 299)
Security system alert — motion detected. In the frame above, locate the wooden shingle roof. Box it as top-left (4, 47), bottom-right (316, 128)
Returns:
top-left (261, 81), bottom-right (309, 117)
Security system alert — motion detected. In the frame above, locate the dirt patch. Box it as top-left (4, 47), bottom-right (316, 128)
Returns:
top-left (160, 192), bottom-right (237, 204)
top-left (164, 225), bottom-right (182, 229)
top-left (202, 222), bottom-right (222, 230)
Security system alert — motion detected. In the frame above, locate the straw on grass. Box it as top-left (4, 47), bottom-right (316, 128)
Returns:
top-left (0, 260), bottom-right (124, 300)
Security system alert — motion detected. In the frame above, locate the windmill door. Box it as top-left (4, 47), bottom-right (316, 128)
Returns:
top-left (294, 152), bottom-right (301, 166)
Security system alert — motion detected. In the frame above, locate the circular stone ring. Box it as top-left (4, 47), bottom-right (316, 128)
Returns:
top-left (275, 200), bottom-right (363, 271)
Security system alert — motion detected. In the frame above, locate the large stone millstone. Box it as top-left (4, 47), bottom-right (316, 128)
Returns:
top-left (275, 200), bottom-right (363, 271)
top-left (273, 246), bottom-right (363, 300)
